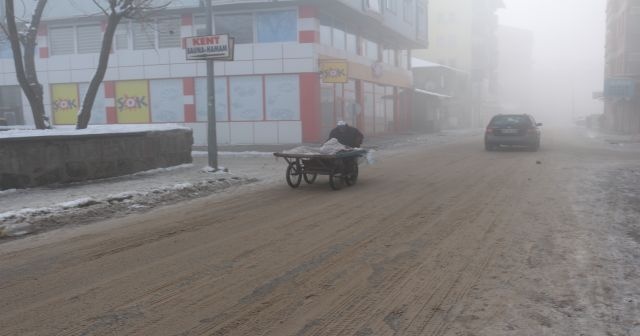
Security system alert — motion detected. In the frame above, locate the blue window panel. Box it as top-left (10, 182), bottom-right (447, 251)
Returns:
top-left (0, 37), bottom-right (13, 59)
top-left (257, 10), bottom-right (297, 43)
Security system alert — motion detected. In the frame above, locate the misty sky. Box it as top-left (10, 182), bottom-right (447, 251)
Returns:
top-left (498, 0), bottom-right (606, 125)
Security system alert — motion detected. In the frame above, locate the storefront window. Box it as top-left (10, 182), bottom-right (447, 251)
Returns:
top-left (229, 76), bottom-right (263, 121)
top-left (195, 77), bottom-right (228, 122)
top-left (150, 79), bottom-right (184, 122)
top-left (265, 75), bottom-right (300, 120)
top-left (79, 83), bottom-right (106, 124)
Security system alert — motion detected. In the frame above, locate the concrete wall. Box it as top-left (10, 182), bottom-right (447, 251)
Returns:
top-left (0, 129), bottom-right (193, 190)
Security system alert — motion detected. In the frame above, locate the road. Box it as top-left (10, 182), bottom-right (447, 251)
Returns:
top-left (1, 130), bottom-right (639, 336)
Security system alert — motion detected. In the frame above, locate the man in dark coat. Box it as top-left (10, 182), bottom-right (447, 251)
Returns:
top-left (329, 121), bottom-right (364, 148)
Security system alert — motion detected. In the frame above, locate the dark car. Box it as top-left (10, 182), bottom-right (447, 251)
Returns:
top-left (484, 114), bottom-right (542, 151)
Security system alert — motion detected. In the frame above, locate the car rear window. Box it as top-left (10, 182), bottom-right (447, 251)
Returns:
top-left (489, 115), bottom-right (532, 128)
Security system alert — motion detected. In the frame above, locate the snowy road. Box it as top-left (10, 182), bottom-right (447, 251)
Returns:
top-left (0, 130), bottom-right (639, 335)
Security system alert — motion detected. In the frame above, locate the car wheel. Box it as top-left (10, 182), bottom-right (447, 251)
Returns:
top-left (530, 141), bottom-right (540, 152)
top-left (485, 142), bottom-right (495, 151)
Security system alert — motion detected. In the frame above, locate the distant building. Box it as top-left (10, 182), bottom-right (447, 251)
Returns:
top-left (413, 0), bottom-right (503, 128)
top-left (496, 25), bottom-right (534, 115)
top-left (604, 0), bottom-right (640, 133)
top-left (411, 58), bottom-right (470, 131)
top-left (0, 0), bottom-right (428, 145)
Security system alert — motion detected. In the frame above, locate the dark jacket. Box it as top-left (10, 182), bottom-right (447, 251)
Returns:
top-left (329, 125), bottom-right (364, 148)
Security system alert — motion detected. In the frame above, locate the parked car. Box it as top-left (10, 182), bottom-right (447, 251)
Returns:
top-left (484, 114), bottom-right (542, 151)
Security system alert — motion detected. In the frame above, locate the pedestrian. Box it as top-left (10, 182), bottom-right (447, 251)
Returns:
top-left (328, 120), bottom-right (364, 148)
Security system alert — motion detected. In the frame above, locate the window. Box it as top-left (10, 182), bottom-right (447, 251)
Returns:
top-left (332, 27), bottom-right (346, 50)
top-left (195, 77), bottom-right (228, 122)
top-left (115, 23), bottom-right (129, 50)
top-left (320, 24), bottom-right (332, 46)
top-left (132, 22), bottom-right (156, 50)
top-left (365, 0), bottom-right (382, 14)
top-left (346, 33), bottom-right (357, 54)
top-left (50, 26), bottom-right (75, 55)
top-left (158, 18), bottom-right (181, 48)
top-left (417, 3), bottom-right (428, 40)
top-left (399, 50), bottom-right (409, 69)
top-left (193, 15), bottom-right (210, 36)
top-left (403, 0), bottom-right (414, 24)
top-left (256, 10), bottom-right (297, 43)
top-left (230, 76), bottom-right (263, 121)
top-left (265, 75), bottom-right (300, 120)
top-left (386, 0), bottom-right (397, 13)
top-left (383, 49), bottom-right (396, 65)
top-left (215, 14), bottom-right (254, 44)
top-left (365, 39), bottom-right (379, 60)
top-left (150, 79), bottom-right (184, 122)
top-left (0, 32), bottom-right (12, 59)
top-left (77, 25), bottom-right (102, 54)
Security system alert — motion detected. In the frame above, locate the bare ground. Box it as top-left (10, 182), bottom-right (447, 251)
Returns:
top-left (0, 130), bottom-right (638, 336)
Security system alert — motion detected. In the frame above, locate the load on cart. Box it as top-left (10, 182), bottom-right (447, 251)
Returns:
top-left (273, 121), bottom-right (367, 190)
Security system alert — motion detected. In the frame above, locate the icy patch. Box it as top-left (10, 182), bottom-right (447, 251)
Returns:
top-left (0, 189), bottom-right (17, 196)
top-left (60, 197), bottom-right (98, 209)
top-left (201, 166), bottom-right (229, 173)
top-left (132, 164), bottom-right (194, 176)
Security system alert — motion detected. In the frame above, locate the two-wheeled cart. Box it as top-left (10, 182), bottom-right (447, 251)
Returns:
top-left (273, 149), bottom-right (367, 190)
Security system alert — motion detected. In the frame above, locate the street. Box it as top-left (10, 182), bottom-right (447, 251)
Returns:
top-left (0, 129), bottom-right (639, 336)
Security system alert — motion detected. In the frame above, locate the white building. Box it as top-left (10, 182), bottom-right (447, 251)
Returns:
top-left (0, 0), bottom-right (428, 145)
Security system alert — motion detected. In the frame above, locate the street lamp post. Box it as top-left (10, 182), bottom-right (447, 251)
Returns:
top-left (206, 0), bottom-right (218, 170)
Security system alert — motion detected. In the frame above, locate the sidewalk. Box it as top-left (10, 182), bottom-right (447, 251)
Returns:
top-left (0, 129), bottom-right (481, 239)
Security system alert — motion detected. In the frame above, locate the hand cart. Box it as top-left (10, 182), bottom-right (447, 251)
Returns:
top-left (273, 149), bottom-right (367, 190)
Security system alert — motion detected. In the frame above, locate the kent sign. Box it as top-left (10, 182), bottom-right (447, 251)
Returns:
top-left (185, 34), bottom-right (235, 61)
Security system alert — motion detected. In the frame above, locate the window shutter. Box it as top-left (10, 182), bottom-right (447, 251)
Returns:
top-left (115, 23), bottom-right (129, 50)
top-left (158, 18), bottom-right (181, 48)
top-left (132, 22), bottom-right (156, 50)
top-left (50, 27), bottom-right (75, 55)
top-left (77, 25), bottom-right (102, 54)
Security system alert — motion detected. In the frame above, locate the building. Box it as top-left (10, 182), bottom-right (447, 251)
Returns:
top-left (0, 0), bottom-right (428, 145)
top-left (411, 58), bottom-right (470, 131)
top-left (496, 25), bottom-right (533, 115)
top-left (604, 0), bottom-right (640, 133)
top-left (412, 0), bottom-right (503, 128)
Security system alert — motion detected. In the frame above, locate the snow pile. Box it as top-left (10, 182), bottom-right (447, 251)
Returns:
top-left (0, 173), bottom-right (257, 239)
top-left (0, 124), bottom-right (191, 139)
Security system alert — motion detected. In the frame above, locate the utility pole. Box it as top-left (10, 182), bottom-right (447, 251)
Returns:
top-left (206, 0), bottom-right (219, 170)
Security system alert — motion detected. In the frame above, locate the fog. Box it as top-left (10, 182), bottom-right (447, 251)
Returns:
top-left (498, 0), bottom-right (606, 126)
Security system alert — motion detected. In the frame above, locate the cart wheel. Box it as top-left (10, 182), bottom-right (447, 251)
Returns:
top-left (303, 173), bottom-right (317, 184)
top-left (329, 173), bottom-right (344, 190)
top-left (345, 160), bottom-right (359, 186)
top-left (286, 162), bottom-right (302, 188)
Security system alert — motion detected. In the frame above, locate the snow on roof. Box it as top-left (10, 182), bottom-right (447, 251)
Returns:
top-left (0, 124), bottom-right (191, 140)
top-left (411, 57), bottom-right (468, 73)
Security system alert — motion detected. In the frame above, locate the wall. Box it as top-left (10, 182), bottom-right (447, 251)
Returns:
top-left (0, 128), bottom-right (193, 190)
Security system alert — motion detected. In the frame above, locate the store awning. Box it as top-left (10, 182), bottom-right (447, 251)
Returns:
top-left (414, 89), bottom-right (452, 99)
